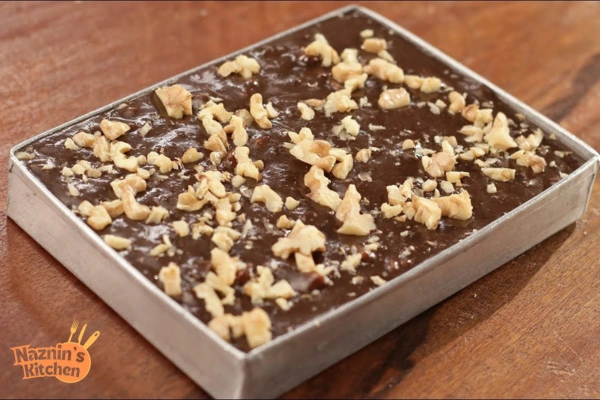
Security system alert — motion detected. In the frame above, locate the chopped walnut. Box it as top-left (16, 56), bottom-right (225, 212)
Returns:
top-left (332, 152), bottom-right (354, 180)
top-left (272, 220), bottom-right (326, 259)
top-left (244, 266), bottom-right (296, 304)
top-left (380, 203), bottom-right (403, 218)
top-left (378, 50), bottom-right (396, 63)
top-left (198, 101), bottom-right (232, 124)
top-left (378, 88), bottom-right (410, 110)
top-left (177, 186), bottom-right (208, 212)
top-left (182, 147), bottom-right (203, 163)
top-left (103, 234), bottom-right (131, 250)
top-left (67, 183), bottom-right (80, 197)
top-left (387, 178), bottom-right (413, 205)
top-left (194, 279), bottom-right (225, 317)
top-left (422, 152), bottom-right (456, 178)
top-left (121, 186), bottom-right (151, 220)
top-left (172, 220), bottom-right (190, 237)
top-left (276, 215), bottom-right (296, 230)
top-left (336, 185), bottom-right (376, 236)
top-left (412, 196), bottom-right (442, 230)
top-left (323, 89), bottom-right (358, 117)
top-left (332, 115), bottom-right (360, 140)
top-left (217, 55), bottom-right (260, 78)
top-left (332, 60), bottom-right (364, 84)
top-left (198, 170), bottom-right (227, 198)
top-left (289, 133), bottom-right (336, 172)
top-left (297, 102), bottom-right (315, 121)
top-left (370, 275), bottom-right (387, 286)
top-left (155, 84), bottom-right (192, 119)
top-left (448, 91), bottom-right (466, 114)
top-left (223, 115), bottom-right (248, 147)
top-left (340, 253), bottom-right (362, 274)
top-left (364, 58), bottom-right (404, 83)
top-left (251, 185), bottom-right (283, 213)
top-left (485, 112), bottom-right (517, 151)
top-left (355, 148), bottom-right (371, 163)
top-left (304, 166), bottom-right (342, 211)
top-left (146, 206), bottom-right (169, 224)
top-left (487, 183), bottom-right (497, 194)
top-left (360, 29), bottom-right (374, 38)
top-left (249, 93), bottom-right (274, 129)
top-left (516, 129), bottom-right (544, 151)
top-left (100, 119), bottom-right (130, 141)
top-left (210, 247), bottom-right (240, 286)
top-left (295, 252), bottom-right (316, 273)
top-left (241, 308), bottom-right (272, 348)
top-left (234, 146), bottom-right (262, 181)
top-left (422, 179), bottom-right (437, 192)
top-left (211, 226), bottom-right (241, 252)
top-left (511, 150), bottom-right (547, 173)
top-left (304, 33), bottom-right (340, 67)
top-left (158, 262), bottom-right (182, 296)
top-left (231, 175), bottom-right (246, 188)
top-left (87, 205), bottom-right (112, 230)
top-left (439, 180), bottom-right (454, 194)
top-left (72, 131), bottom-right (95, 148)
top-left (432, 190), bottom-right (473, 220)
top-left (481, 167), bottom-right (516, 182)
top-left (362, 37), bottom-right (387, 53)
top-left (285, 197), bottom-right (300, 210)
top-left (446, 171), bottom-right (470, 185)
top-left (214, 198), bottom-right (236, 226)
top-left (404, 75), bottom-right (423, 90)
top-left (420, 77), bottom-right (442, 93)
top-left (64, 138), bottom-right (80, 151)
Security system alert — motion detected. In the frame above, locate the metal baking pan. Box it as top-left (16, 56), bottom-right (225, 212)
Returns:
top-left (7, 5), bottom-right (599, 398)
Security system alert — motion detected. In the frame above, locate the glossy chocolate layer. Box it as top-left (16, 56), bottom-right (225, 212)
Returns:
top-left (22, 10), bottom-right (584, 351)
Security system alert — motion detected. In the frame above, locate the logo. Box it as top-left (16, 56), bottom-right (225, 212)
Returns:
top-left (11, 320), bottom-right (99, 383)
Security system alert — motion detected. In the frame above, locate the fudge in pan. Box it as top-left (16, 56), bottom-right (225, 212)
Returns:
top-left (15, 9), bottom-right (584, 352)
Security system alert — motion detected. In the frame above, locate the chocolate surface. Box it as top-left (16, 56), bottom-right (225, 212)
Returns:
top-left (20, 9), bottom-right (584, 351)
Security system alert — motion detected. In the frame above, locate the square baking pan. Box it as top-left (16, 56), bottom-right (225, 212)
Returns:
top-left (7, 5), bottom-right (599, 398)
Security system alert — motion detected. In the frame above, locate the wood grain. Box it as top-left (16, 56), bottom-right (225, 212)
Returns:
top-left (1, 1), bottom-right (600, 398)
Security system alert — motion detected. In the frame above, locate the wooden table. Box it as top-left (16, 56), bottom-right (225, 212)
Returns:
top-left (1, 1), bottom-right (600, 398)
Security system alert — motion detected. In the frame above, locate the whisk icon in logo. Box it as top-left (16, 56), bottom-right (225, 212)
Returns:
top-left (11, 319), bottom-right (99, 383)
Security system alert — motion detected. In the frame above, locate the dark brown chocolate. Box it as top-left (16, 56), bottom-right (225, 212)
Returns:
top-left (20, 9), bottom-right (584, 351)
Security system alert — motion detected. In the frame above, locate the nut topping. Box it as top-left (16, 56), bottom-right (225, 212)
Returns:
top-left (432, 190), bottom-right (473, 220)
top-left (158, 262), bottom-right (182, 296)
top-left (304, 33), bottom-right (340, 67)
top-left (251, 185), bottom-right (283, 213)
top-left (217, 55), bottom-right (260, 78)
top-left (412, 196), bottom-right (442, 230)
top-left (297, 102), bottom-right (315, 121)
top-left (422, 152), bottom-right (456, 178)
top-left (103, 234), bottom-right (132, 250)
top-left (378, 88), bottom-right (410, 110)
top-left (481, 167), bottom-right (516, 182)
top-left (272, 220), bottom-right (326, 259)
top-left (304, 166), bottom-right (342, 211)
top-left (250, 93), bottom-right (274, 129)
top-left (362, 37), bottom-right (387, 53)
top-left (364, 58), bottom-right (404, 83)
top-left (336, 184), bottom-right (376, 236)
top-left (485, 112), bottom-right (517, 151)
top-left (100, 119), bottom-right (130, 141)
top-left (155, 84), bottom-right (192, 119)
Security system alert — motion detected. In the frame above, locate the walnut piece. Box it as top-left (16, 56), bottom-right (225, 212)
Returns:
top-left (217, 55), bottom-right (260, 78)
top-left (378, 88), bottom-right (410, 110)
top-left (364, 58), bottom-right (404, 83)
top-left (323, 89), bottom-right (358, 117)
top-left (511, 150), bottom-right (547, 173)
top-left (336, 184), bottom-right (376, 236)
top-left (422, 152), bottom-right (456, 178)
top-left (208, 307), bottom-right (272, 348)
top-left (420, 77), bottom-right (442, 93)
top-left (481, 167), bottom-right (516, 182)
top-left (412, 196), bottom-right (442, 230)
top-left (244, 266), bottom-right (296, 304)
top-left (340, 253), bottom-right (362, 274)
top-left (158, 262), bottom-right (182, 296)
top-left (331, 151), bottom-right (354, 180)
top-left (87, 205), bottom-right (112, 230)
top-left (272, 220), bottom-right (326, 259)
top-left (304, 166), bottom-right (342, 211)
top-left (172, 220), bottom-right (190, 237)
top-left (251, 185), bottom-right (283, 212)
top-left (432, 190), bottom-right (473, 220)
top-left (100, 119), bottom-right (130, 141)
top-left (103, 234), bottom-right (131, 250)
top-left (121, 186), bottom-right (151, 221)
top-left (145, 206), bottom-right (169, 224)
top-left (72, 131), bottom-right (95, 148)
top-left (285, 197), bottom-right (300, 210)
top-left (250, 93), bottom-right (274, 129)
top-left (297, 102), bottom-right (315, 121)
top-left (288, 131), bottom-right (337, 172)
top-left (235, 146), bottom-right (262, 181)
top-left (64, 138), bottom-right (80, 151)
top-left (355, 148), bottom-right (371, 163)
top-left (362, 37), bottom-right (387, 53)
top-left (332, 115), bottom-right (360, 140)
top-left (155, 84), bottom-right (192, 119)
top-left (485, 112), bottom-right (517, 151)
top-left (182, 147), bottom-right (203, 163)
top-left (448, 91), bottom-right (466, 114)
top-left (304, 33), bottom-right (340, 67)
